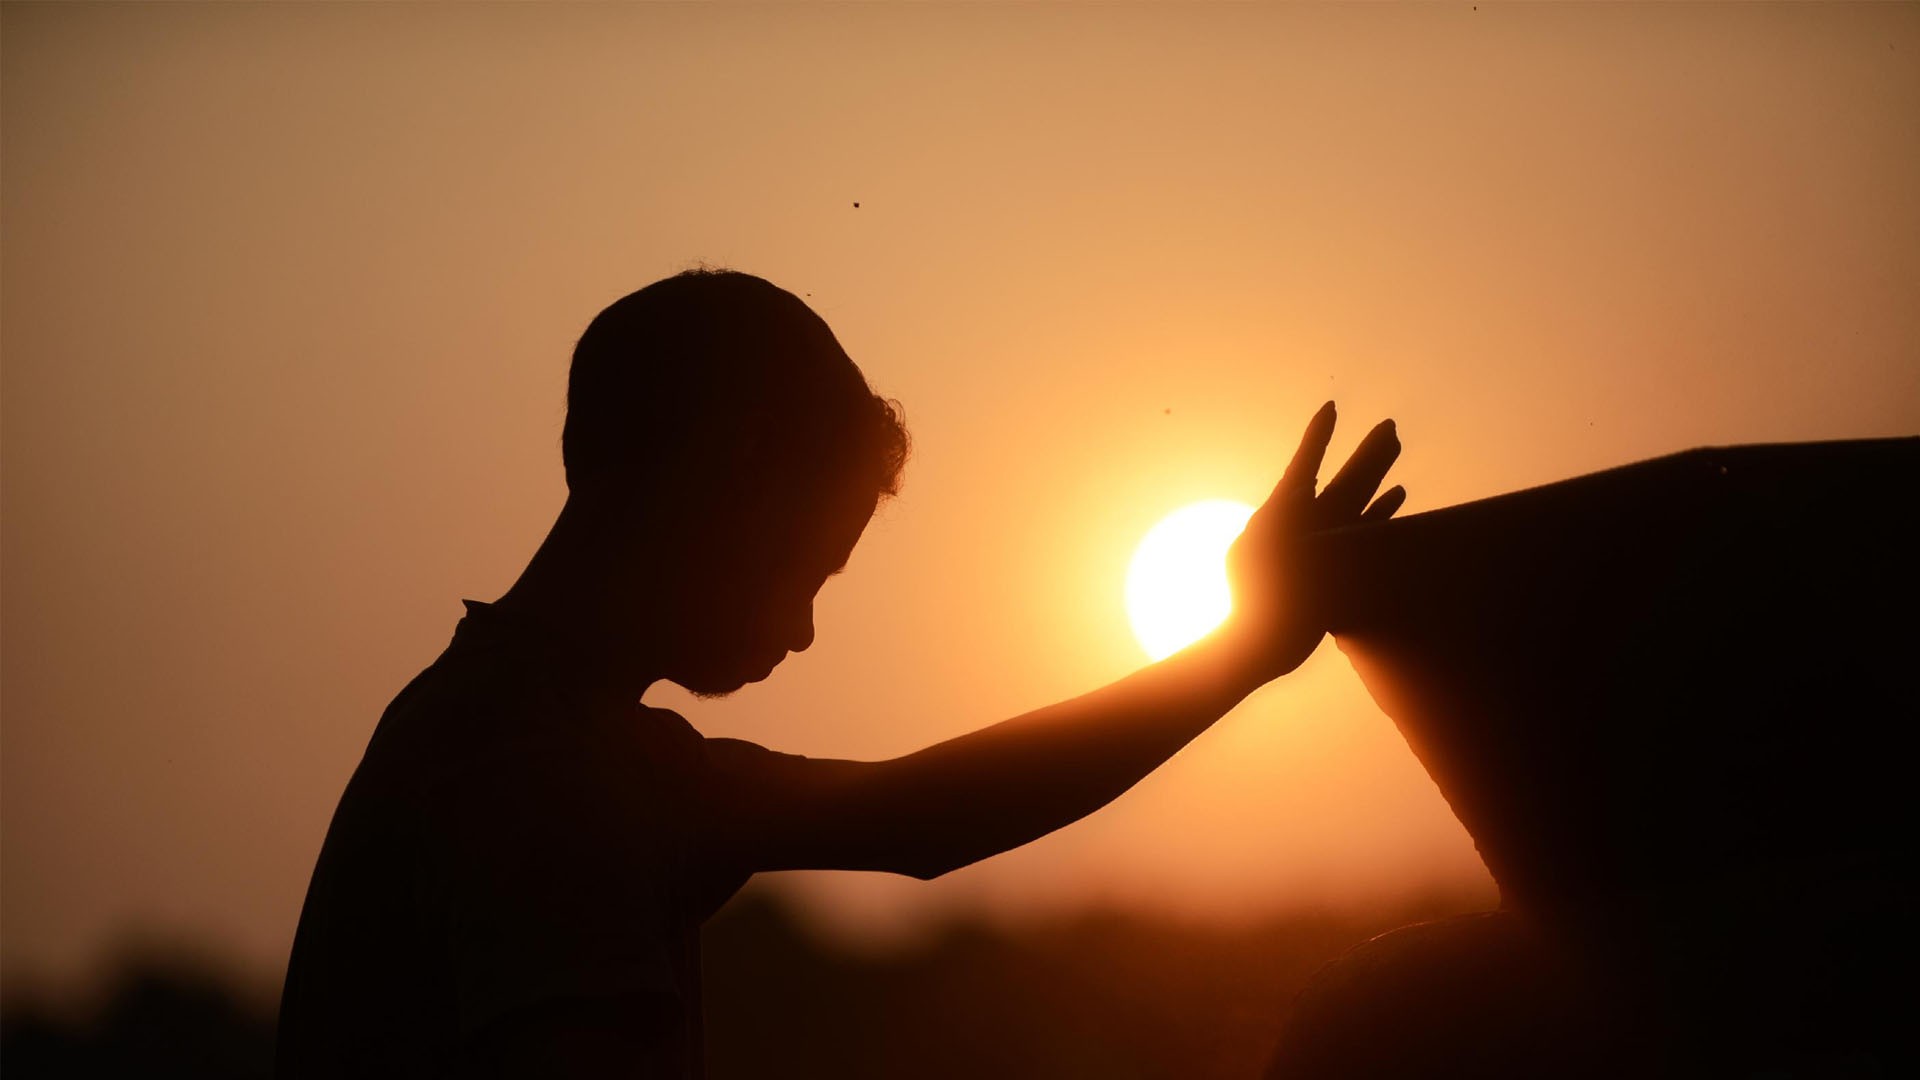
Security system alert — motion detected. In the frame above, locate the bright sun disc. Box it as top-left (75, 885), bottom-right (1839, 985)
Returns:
top-left (1125, 499), bottom-right (1256, 661)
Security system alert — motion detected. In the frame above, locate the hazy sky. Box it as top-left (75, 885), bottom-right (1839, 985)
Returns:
top-left (4, 2), bottom-right (1916, 995)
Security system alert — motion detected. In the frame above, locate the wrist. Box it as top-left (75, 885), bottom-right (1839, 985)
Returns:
top-left (1217, 608), bottom-right (1326, 688)
top-left (1193, 620), bottom-right (1288, 700)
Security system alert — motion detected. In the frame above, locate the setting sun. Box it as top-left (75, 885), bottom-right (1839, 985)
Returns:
top-left (1125, 499), bottom-right (1257, 661)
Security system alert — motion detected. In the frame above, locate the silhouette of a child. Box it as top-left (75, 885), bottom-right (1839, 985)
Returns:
top-left (275, 270), bottom-right (1404, 1077)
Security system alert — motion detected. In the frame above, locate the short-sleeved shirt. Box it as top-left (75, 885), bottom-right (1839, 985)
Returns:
top-left (276, 599), bottom-right (803, 1077)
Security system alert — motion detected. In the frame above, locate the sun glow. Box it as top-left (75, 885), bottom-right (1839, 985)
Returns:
top-left (1125, 499), bottom-right (1256, 661)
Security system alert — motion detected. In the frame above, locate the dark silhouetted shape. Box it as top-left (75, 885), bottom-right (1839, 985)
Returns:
top-left (0, 887), bottom-right (1486, 1080)
top-left (2, 952), bottom-right (278, 1080)
top-left (276, 269), bottom-right (1406, 1078)
top-left (1269, 437), bottom-right (1918, 1077)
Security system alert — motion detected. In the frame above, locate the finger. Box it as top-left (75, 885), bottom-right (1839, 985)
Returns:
top-left (1358, 484), bottom-right (1406, 524)
top-left (1271, 401), bottom-right (1337, 501)
top-left (1317, 419), bottom-right (1400, 522)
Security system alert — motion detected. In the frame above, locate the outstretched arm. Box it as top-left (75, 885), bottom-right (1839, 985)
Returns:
top-left (715, 403), bottom-right (1405, 880)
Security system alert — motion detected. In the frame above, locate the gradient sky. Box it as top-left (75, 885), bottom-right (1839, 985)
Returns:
top-left (4, 2), bottom-right (1916, 997)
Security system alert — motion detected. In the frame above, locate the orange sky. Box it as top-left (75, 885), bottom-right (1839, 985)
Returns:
top-left (4, 3), bottom-right (1917, 995)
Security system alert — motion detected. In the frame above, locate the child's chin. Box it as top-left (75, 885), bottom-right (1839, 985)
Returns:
top-left (676, 655), bottom-right (779, 699)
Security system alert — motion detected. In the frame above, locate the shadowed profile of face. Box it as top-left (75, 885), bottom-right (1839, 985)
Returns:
top-left (661, 480), bottom-right (881, 697)
top-left (561, 269), bottom-right (908, 697)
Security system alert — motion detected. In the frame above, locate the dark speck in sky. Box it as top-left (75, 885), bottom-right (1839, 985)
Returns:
top-left (853, 202), bottom-right (861, 208)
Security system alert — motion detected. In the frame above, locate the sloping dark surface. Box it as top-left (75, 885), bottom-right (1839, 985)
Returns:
top-left (1274, 438), bottom-right (1918, 1075)
top-left (1308, 437), bottom-right (1917, 916)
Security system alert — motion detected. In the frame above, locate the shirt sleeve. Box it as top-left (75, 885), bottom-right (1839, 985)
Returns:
top-left (693, 730), bottom-right (889, 876)
top-left (416, 729), bottom-right (695, 1042)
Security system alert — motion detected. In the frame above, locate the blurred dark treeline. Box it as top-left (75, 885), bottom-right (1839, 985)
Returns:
top-left (2, 889), bottom-right (1479, 1078)
top-left (2, 939), bottom-right (279, 1080)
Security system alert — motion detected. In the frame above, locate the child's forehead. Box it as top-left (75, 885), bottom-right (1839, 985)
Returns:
top-left (729, 480), bottom-right (877, 567)
top-left (805, 486), bottom-right (879, 559)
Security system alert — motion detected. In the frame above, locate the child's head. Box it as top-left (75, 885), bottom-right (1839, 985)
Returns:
top-left (563, 269), bottom-right (907, 507)
top-left (561, 269), bottom-right (909, 694)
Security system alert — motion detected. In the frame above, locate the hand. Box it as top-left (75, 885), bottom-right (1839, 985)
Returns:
top-left (1220, 401), bottom-right (1405, 686)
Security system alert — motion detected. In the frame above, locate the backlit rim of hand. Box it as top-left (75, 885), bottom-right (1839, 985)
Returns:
top-left (1262, 401), bottom-right (1405, 535)
top-left (1220, 401), bottom-right (1404, 682)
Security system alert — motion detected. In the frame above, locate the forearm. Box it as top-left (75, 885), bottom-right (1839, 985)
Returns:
top-left (849, 629), bottom-right (1275, 879)
top-left (734, 405), bottom-right (1398, 880)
